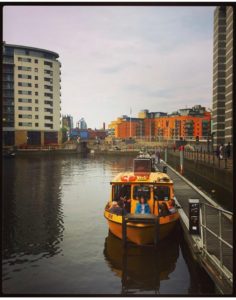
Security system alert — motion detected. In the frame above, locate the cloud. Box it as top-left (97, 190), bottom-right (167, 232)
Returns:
top-left (3, 5), bottom-right (215, 128)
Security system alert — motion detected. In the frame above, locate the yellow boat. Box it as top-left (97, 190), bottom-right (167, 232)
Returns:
top-left (104, 156), bottom-right (179, 245)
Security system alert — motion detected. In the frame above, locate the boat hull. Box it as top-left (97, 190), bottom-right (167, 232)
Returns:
top-left (104, 211), bottom-right (179, 245)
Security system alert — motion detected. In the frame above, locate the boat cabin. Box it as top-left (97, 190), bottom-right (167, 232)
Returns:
top-left (110, 171), bottom-right (174, 216)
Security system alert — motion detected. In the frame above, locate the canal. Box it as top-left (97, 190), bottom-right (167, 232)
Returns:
top-left (2, 154), bottom-right (216, 295)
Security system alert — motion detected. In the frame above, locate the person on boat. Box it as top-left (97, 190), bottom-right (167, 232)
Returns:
top-left (118, 196), bottom-right (131, 213)
top-left (135, 196), bottom-right (151, 214)
top-left (158, 202), bottom-right (169, 217)
top-left (108, 201), bottom-right (123, 215)
top-left (168, 199), bottom-right (176, 214)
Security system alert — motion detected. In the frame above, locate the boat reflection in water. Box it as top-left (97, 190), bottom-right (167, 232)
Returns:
top-left (103, 228), bottom-right (180, 295)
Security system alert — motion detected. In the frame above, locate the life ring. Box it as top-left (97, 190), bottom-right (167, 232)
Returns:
top-left (121, 175), bottom-right (137, 182)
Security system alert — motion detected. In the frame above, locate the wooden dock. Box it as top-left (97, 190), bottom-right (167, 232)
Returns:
top-left (157, 160), bottom-right (233, 295)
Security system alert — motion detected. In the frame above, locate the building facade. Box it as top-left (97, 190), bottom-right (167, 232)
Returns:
top-left (108, 106), bottom-right (211, 140)
top-left (62, 115), bottom-right (73, 130)
top-left (3, 42), bottom-right (61, 146)
top-left (212, 6), bottom-right (234, 147)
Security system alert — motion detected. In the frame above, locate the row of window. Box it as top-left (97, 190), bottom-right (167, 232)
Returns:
top-left (18, 122), bottom-right (53, 128)
top-left (18, 57), bottom-right (53, 67)
top-left (18, 114), bottom-right (53, 121)
top-left (18, 106), bottom-right (54, 113)
top-left (18, 74), bottom-right (53, 83)
top-left (17, 66), bottom-right (54, 76)
top-left (18, 98), bottom-right (53, 106)
top-left (18, 90), bottom-right (54, 97)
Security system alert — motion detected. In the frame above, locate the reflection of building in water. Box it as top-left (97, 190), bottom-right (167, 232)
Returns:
top-left (103, 231), bottom-right (179, 295)
top-left (3, 156), bottom-right (64, 261)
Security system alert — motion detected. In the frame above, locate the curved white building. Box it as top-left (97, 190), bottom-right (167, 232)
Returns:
top-left (3, 42), bottom-right (61, 146)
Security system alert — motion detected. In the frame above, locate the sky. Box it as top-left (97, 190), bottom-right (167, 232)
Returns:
top-left (3, 5), bottom-right (215, 129)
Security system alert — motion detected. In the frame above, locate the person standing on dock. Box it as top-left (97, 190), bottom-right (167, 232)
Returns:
top-left (225, 142), bottom-right (231, 159)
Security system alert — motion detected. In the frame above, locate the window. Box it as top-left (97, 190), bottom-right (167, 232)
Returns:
top-left (18, 90), bottom-right (32, 95)
top-left (35, 92), bottom-right (38, 96)
top-left (35, 59), bottom-right (38, 63)
top-left (35, 115), bottom-right (39, 119)
top-left (18, 98), bottom-right (32, 103)
top-left (44, 100), bottom-right (53, 106)
top-left (44, 70), bottom-right (53, 76)
top-left (35, 76), bottom-right (38, 80)
top-left (45, 123), bottom-right (53, 129)
top-left (18, 66), bottom-right (31, 71)
top-left (44, 108), bottom-right (53, 113)
top-left (133, 185), bottom-right (151, 201)
top-left (18, 82), bottom-right (32, 87)
top-left (18, 106), bottom-right (32, 111)
top-left (35, 123), bottom-right (39, 127)
top-left (18, 114), bottom-right (32, 119)
top-left (35, 99), bottom-right (39, 104)
top-left (35, 68), bottom-right (38, 72)
top-left (44, 85), bottom-right (53, 91)
top-left (18, 122), bottom-right (32, 127)
top-left (44, 61), bottom-right (53, 67)
top-left (44, 92), bottom-right (53, 99)
top-left (44, 77), bottom-right (53, 83)
top-left (18, 74), bottom-right (31, 79)
top-left (35, 84), bottom-right (38, 88)
top-left (18, 57), bottom-right (31, 62)
top-left (153, 186), bottom-right (170, 201)
top-left (35, 107), bottom-right (39, 111)
top-left (112, 184), bottom-right (131, 202)
top-left (44, 116), bottom-right (53, 121)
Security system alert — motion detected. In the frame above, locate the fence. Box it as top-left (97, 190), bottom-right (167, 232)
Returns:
top-left (200, 202), bottom-right (233, 284)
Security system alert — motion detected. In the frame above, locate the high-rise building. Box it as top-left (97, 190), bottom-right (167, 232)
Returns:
top-left (77, 118), bottom-right (87, 129)
top-left (2, 42), bottom-right (61, 146)
top-left (212, 6), bottom-right (234, 148)
top-left (62, 115), bottom-right (73, 130)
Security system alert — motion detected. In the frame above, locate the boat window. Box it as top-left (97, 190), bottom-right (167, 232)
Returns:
top-left (112, 184), bottom-right (131, 202)
top-left (154, 186), bottom-right (170, 201)
top-left (133, 185), bottom-right (150, 201)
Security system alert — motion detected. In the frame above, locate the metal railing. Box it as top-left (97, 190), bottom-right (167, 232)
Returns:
top-left (200, 202), bottom-right (233, 283)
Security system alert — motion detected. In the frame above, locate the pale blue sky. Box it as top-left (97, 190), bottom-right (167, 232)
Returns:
top-left (3, 5), bottom-right (215, 129)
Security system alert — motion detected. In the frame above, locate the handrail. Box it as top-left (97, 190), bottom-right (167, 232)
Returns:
top-left (200, 202), bottom-right (233, 283)
top-left (201, 202), bottom-right (233, 216)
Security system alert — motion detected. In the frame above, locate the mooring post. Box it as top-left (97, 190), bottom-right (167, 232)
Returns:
top-left (122, 210), bottom-right (127, 248)
top-left (154, 216), bottom-right (160, 247)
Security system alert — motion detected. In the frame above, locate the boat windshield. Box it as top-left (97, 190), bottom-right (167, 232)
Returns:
top-left (153, 186), bottom-right (170, 201)
top-left (112, 184), bottom-right (131, 202)
top-left (133, 185), bottom-right (151, 201)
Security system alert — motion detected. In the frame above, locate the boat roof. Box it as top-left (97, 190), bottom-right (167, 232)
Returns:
top-left (111, 172), bottom-right (173, 184)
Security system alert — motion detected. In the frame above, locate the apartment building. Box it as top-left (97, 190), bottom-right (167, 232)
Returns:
top-left (212, 6), bottom-right (234, 147)
top-left (3, 42), bottom-right (61, 146)
top-left (108, 106), bottom-right (211, 140)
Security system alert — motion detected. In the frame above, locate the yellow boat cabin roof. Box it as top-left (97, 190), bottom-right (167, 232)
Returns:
top-left (111, 172), bottom-right (173, 184)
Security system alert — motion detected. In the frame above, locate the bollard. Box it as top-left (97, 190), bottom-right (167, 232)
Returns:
top-left (163, 165), bottom-right (167, 173)
top-left (180, 150), bottom-right (184, 174)
top-left (189, 199), bottom-right (200, 235)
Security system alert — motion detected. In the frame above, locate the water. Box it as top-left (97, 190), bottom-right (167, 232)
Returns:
top-left (2, 154), bottom-right (216, 295)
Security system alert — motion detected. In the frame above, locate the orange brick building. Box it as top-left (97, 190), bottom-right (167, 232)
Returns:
top-left (113, 112), bottom-right (211, 140)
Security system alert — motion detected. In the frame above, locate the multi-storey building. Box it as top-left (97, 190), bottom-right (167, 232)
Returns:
top-left (212, 6), bottom-right (234, 147)
top-left (62, 115), bottom-right (73, 131)
top-left (2, 42), bottom-right (61, 146)
top-left (108, 105), bottom-right (211, 140)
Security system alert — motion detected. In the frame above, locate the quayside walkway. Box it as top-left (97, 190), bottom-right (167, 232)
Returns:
top-left (157, 160), bottom-right (233, 295)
